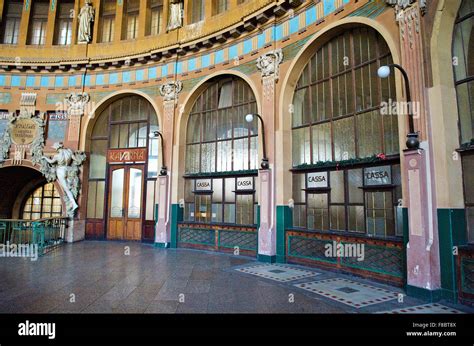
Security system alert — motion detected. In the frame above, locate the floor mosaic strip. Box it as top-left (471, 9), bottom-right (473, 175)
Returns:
top-left (235, 264), bottom-right (320, 282)
top-left (294, 278), bottom-right (399, 308)
top-left (379, 303), bottom-right (464, 314)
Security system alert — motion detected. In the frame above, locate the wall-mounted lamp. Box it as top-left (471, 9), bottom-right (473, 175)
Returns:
top-left (245, 113), bottom-right (269, 169)
top-left (149, 130), bottom-right (168, 176)
top-left (378, 64), bottom-right (419, 150)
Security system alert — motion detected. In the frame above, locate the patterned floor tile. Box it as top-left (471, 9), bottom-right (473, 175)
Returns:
top-left (294, 278), bottom-right (399, 308)
top-left (379, 303), bottom-right (464, 314)
top-left (235, 264), bottom-right (319, 282)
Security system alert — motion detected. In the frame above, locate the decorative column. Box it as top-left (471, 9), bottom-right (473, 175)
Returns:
top-left (65, 92), bottom-right (89, 149)
top-left (256, 49), bottom-right (283, 262)
top-left (155, 81), bottom-right (182, 248)
top-left (63, 93), bottom-right (90, 242)
top-left (389, 0), bottom-right (442, 299)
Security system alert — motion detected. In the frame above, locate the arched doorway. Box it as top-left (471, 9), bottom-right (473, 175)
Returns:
top-left (85, 94), bottom-right (160, 241)
top-left (178, 75), bottom-right (260, 255)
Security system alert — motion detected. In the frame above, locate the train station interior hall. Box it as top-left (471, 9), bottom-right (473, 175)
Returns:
top-left (0, 0), bottom-right (473, 313)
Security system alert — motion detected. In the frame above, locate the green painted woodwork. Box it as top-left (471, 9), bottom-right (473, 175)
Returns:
top-left (437, 208), bottom-right (467, 302)
top-left (276, 205), bottom-right (292, 263)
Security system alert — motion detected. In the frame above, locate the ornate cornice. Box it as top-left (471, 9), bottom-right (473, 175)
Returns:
top-left (0, 0), bottom-right (304, 72)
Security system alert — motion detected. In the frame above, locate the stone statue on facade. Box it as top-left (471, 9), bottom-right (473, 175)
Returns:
top-left (167, 0), bottom-right (183, 31)
top-left (159, 81), bottom-right (183, 101)
top-left (41, 142), bottom-right (86, 217)
top-left (78, 0), bottom-right (95, 44)
top-left (256, 49), bottom-right (284, 80)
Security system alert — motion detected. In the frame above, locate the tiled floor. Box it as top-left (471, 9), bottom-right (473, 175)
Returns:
top-left (293, 278), bottom-right (399, 308)
top-left (379, 303), bottom-right (465, 314)
top-left (235, 263), bottom-right (320, 282)
top-left (0, 241), bottom-right (472, 314)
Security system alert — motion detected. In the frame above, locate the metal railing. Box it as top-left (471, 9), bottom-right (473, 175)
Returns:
top-left (0, 217), bottom-right (68, 256)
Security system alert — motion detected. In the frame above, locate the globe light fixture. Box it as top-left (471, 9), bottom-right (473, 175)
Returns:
top-left (245, 113), bottom-right (269, 169)
top-left (378, 64), bottom-right (419, 150)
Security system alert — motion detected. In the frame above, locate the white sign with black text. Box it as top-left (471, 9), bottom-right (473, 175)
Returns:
top-left (195, 179), bottom-right (212, 192)
top-left (236, 177), bottom-right (254, 191)
top-left (307, 172), bottom-right (328, 189)
top-left (364, 166), bottom-right (392, 186)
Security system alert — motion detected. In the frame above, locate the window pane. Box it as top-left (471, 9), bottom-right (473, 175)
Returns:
top-left (96, 181), bottom-right (105, 218)
top-left (330, 170), bottom-right (345, 203)
top-left (110, 169), bottom-right (125, 218)
top-left (307, 194), bottom-right (328, 230)
top-left (90, 140), bottom-right (107, 179)
top-left (128, 169), bottom-right (142, 218)
top-left (456, 81), bottom-right (474, 144)
top-left (312, 122), bottom-right (332, 162)
top-left (330, 205), bottom-right (346, 230)
top-left (292, 173), bottom-right (306, 203)
top-left (357, 111), bottom-right (382, 158)
top-left (333, 117), bottom-right (355, 160)
top-left (236, 194), bottom-right (253, 225)
top-left (87, 182), bottom-right (97, 218)
top-left (292, 127), bottom-right (310, 166)
top-left (146, 180), bottom-right (156, 221)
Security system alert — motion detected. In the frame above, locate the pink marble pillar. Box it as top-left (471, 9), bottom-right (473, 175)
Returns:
top-left (405, 149), bottom-right (441, 293)
top-left (258, 169), bottom-right (275, 260)
top-left (154, 174), bottom-right (170, 246)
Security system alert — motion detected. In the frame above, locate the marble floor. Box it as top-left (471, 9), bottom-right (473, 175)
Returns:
top-left (0, 241), bottom-right (472, 314)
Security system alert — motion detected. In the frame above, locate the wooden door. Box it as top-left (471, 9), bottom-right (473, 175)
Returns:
top-left (108, 165), bottom-right (144, 240)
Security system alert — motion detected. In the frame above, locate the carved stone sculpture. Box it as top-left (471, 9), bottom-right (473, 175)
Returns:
top-left (41, 142), bottom-right (86, 218)
top-left (385, 0), bottom-right (427, 17)
top-left (256, 49), bottom-right (284, 80)
top-left (65, 92), bottom-right (90, 116)
top-left (167, 0), bottom-right (183, 31)
top-left (78, 0), bottom-right (95, 44)
top-left (159, 81), bottom-right (183, 101)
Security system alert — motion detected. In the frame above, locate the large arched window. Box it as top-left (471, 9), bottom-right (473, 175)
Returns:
top-left (184, 77), bottom-right (258, 226)
top-left (453, 0), bottom-right (474, 243)
top-left (291, 27), bottom-right (402, 239)
top-left (22, 183), bottom-right (62, 220)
